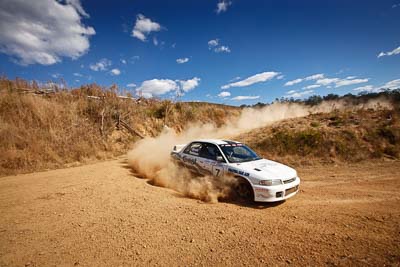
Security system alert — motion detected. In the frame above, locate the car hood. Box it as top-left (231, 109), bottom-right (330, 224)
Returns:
top-left (233, 159), bottom-right (297, 180)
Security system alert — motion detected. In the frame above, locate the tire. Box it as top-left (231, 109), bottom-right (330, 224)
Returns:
top-left (234, 177), bottom-right (254, 202)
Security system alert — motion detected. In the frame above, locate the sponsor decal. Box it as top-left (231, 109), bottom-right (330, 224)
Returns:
top-left (182, 156), bottom-right (196, 165)
top-left (228, 168), bottom-right (250, 177)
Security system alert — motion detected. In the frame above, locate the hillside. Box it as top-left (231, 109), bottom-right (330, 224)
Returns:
top-left (1, 77), bottom-right (399, 176)
top-left (236, 108), bottom-right (400, 165)
top-left (0, 79), bottom-right (240, 176)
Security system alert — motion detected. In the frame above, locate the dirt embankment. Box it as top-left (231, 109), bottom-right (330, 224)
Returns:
top-left (238, 108), bottom-right (400, 166)
top-left (0, 159), bottom-right (399, 266)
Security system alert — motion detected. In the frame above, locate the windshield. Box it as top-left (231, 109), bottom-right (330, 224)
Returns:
top-left (219, 143), bottom-right (261, 163)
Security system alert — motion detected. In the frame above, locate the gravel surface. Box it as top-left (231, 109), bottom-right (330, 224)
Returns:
top-left (0, 159), bottom-right (399, 266)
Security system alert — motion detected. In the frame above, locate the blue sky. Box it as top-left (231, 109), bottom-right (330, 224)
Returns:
top-left (0, 0), bottom-right (399, 105)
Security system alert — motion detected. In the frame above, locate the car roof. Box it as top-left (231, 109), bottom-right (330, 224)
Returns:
top-left (191, 139), bottom-right (241, 145)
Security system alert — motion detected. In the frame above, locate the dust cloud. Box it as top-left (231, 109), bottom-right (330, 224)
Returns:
top-left (127, 99), bottom-right (391, 202)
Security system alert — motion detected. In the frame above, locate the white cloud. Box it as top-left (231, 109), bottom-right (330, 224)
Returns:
top-left (353, 85), bottom-right (374, 92)
top-left (176, 57), bottom-right (189, 64)
top-left (136, 79), bottom-right (178, 98)
top-left (284, 78), bottom-right (303, 86)
top-left (127, 83), bottom-right (137, 88)
top-left (153, 37), bottom-right (158, 46)
top-left (110, 68), bottom-right (121, 76)
top-left (335, 78), bottom-right (368, 88)
top-left (89, 58), bottom-right (112, 71)
top-left (121, 59), bottom-right (127, 64)
top-left (286, 90), bottom-right (314, 98)
top-left (214, 45), bottom-right (231, 53)
top-left (178, 77), bottom-right (201, 92)
top-left (383, 79), bottom-right (400, 89)
top-left (313, 76), bottom-right (368, 88)
top-left (284, 73), bottom-right (324, 86)
top-left (73, 72), bottom-right (83, 77)
top-left (277, 75), bottom-right (284, 80)
top-left (302, 84), bottom-right (321, 90)
top-left (208, 39), bottom-right (219, 48)
top-left (132, 14), bottom-right (161, 42)
top-left (218, 91), bottom-right (231, 98)
top-left (315, 78), bottom-right (340, 86)
top-left (229, 76), bottom-right (241, 82)
top-left (136, 77), bottom-right (200, 98)
top-left (65, 0), bottom-right (89, 17)
top-left (208, 39), bottom-right (230, 53)
top-left (0, 0), bottom-right (95, 65)
top-left (378, 46), bottom-right (400, 58)
top-left (286, 90), bottom-right (297, 94)
top-left (221, 71), bottom-right (280, 89)
top-left (353, 79), bottom-right (400, 93)
top-left (305, 74), bottom-right (324, 81)
top-left (216, 1), bottom-right (232, 14)
top-left (231, 95), bottom-right (260, 101)
top-left (52, 73), bottom-right (61, 79)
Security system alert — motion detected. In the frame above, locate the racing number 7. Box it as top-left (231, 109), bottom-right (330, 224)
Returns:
top-left (214, 168), bottom-right (221, 177)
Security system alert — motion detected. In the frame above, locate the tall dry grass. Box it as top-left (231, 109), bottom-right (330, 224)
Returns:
top-left (0, 78), bottom-right (239, 176)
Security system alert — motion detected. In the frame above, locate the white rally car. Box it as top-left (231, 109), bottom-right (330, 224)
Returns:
top-left (171, 139), bottom-right (300, 202)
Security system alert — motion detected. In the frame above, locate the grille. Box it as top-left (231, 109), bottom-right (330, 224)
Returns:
top-left (283, 177), bottom-right (296, 184)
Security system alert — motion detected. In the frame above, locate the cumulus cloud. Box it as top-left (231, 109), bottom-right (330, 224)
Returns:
top-left (136, 77), bottom-right (200, 98)
top-left (89, 58), bottom-right (112, 71)
top-left (178, 77), bottom-right (201, 92)
top-left (176, 57), bottom-right (189, 64)
top-left (378, 46), bottom-right (400, 58)
top-left (231, 95), bottom-right (260, 101)
top-left (132, 14), bottom-right (161, 41)
top-left (110, 68), bottom-right (121, 76)
top-left (218, 91), bottom-right (231, 98)
top-left (221, 71), bottom-right (280, 89)
top-left (73, 72), bottom-right (83, 77)
top-left (284, 73), bottom-right (324, 86)
top-left (216, 0), bottom-right (232, 14)
top-left (0, 0), bottom-right (95, 65)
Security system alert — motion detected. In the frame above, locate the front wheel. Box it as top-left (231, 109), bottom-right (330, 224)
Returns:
top-left (234, 178), bottom-right (254, 202)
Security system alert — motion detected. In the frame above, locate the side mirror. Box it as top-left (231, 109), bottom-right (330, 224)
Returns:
top-left (216, 156), bottom-right (224, 162)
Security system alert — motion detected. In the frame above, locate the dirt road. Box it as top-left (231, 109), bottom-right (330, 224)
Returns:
top-left (1, 159), bottom-right (399, 266)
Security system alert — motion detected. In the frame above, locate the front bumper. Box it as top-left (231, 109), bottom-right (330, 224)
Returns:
top-left (252, 177), bottom-right (300, 202)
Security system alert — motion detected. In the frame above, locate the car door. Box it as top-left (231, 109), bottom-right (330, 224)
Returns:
top-left (181, 142), bottom-right (205, 174)
top-left (198, 142), bottom-right (226, 177)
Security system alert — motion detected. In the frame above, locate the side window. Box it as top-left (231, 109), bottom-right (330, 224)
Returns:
top-left (183, 142), bottom-right (202, 156)
top-left (199, 143), bottom-right (222, 161)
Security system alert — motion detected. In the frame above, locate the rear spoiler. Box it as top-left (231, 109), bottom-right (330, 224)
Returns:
top-left (173, 144), bottom-right (186, 153)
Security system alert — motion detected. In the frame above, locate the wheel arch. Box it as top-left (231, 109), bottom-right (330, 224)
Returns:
top-left (233, 175), bottom-right (255, 201)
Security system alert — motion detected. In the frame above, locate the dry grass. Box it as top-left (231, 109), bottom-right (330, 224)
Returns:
top-left (236, 108), bottom-right (400, 166)
top-left (0, 78), bottom-right (240, 176)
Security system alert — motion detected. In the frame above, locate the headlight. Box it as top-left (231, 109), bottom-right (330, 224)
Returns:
top-left (259, 179), bottom-right (282, 186)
